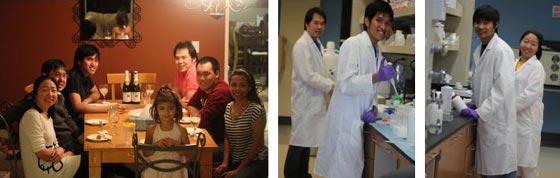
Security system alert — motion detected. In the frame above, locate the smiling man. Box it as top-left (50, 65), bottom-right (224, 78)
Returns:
top-left (460, 5), bottom-right (518, 178)
top-left (314, 1), bottom-right (395, 177)
top-left (285, 7), bottom-right (334, 178)
top-left (187, 56), bottom-right (233, 167)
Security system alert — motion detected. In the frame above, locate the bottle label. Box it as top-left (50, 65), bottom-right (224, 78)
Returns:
top-left (123, 92), bottom-right (132, 103)
top-left (132, 92), bottom-right (141, 103)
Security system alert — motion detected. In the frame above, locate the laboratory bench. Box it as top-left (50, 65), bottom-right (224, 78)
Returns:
top-left (363, 122), bottom-right (414, 178)
top-left (426, 111), bottom-right (477, 178)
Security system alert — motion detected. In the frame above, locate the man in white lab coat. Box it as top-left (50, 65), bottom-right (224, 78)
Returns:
top-left (460, 5), bottom-right (517, 178)
top-left (284, 7), bottom-right (334, 178)
top-left (314, 1), bottom-right (394, 177)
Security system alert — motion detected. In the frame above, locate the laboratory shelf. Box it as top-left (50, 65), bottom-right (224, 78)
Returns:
top-left (446, 2), bottom-right (463, 17)
top-left (382, 45), bottom-right (415, 55)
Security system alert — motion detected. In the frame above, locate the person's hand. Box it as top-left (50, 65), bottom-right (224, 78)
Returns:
top-left (375, 59), bottom-right (394, 82)
top-left (466, 102), bottom-right (476, 109)
top-left (50, 147), bottom-right (65, 162)
top-left (117, 104), bottom-right (127, 113)
top-left (163, 138), bottom-right (180, 147)
top-left (154, 139), bottom-right (169, 148)
top-left (222, 169), bottom-right (240, 178)
top-left (361, 110), bottom-right (376, 123)
top-left (213, 163), bottom-right (228, 177)
top-left (181, 97), bottom-right (189, 108)
top-left (460, 108), bottom-right (479, 119)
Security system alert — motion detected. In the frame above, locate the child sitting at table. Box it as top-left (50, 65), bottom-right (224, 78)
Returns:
top-left (142, 86), bottom-right (191, 178)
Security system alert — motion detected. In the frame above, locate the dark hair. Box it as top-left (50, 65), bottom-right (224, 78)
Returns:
top-left (116, 10), bottom-right (129, 28)
top-left (196, 56), bottom-right (220, 74)
top-left (229, 69), bottom-right (262, 106)
top-left (304, 7), bottom-right (326, 30)
top-left (363, 1), bottom-right (394, 31)
top-left (73, 44), bottom-right (100, 71)
top-left (31, 76), bottom-right (57, 118)
top-left (519, 30), bottom-right (544, 60)
top-left (80, 20), bottom-right (97, 40)
top-left (473, 5), bottom-right (500, 32)
top-left (149, 86), bottom-right (183, 123)
top-left (41, 59), bottom-right (67, 76)
top-left (173, 41), bottom-right (198, 61)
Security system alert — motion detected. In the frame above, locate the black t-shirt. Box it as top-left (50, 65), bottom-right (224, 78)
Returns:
top-left (62, 68), bottom-right (95, 128)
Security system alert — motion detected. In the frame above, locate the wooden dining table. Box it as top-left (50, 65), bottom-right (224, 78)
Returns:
top-left (84, 107), bottom-right (217, 178)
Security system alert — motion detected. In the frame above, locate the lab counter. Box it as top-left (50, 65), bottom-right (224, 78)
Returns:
top-left (425, 111), bottom-right (477, 178)
top-left (426, 111), bottom-right (476, 151)
top-left (363, 122), bottom-right (414, 178)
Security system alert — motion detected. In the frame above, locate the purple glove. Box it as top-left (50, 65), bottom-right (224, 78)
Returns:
top-left (361, 110), bottom-right (376, 123)
top-left (376, 59), bottom-right (394, 82)
top-left (460, 108), bottom-right (479, 119)
top-left (466, 102), bottom-right (477, 109)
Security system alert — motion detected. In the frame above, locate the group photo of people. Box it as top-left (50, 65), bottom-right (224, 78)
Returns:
top-left (2, 0), bottom-right (560, 178)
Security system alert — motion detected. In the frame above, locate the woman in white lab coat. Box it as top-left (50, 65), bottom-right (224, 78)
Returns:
top-left (314, 1), bottom-right (394, 177)
top-left (514, 31), bottom-right (545, 178)
top-left (461, 5), bottom-right (518, 177)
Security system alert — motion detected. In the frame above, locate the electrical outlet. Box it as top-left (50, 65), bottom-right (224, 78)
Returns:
top-left (553, 5), bottom-right (560, 18)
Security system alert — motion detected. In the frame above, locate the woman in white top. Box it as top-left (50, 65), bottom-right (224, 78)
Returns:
top-left (514, 31), bottom-right (545, 178)
top-left (19, 76), bottom-right (80, 178)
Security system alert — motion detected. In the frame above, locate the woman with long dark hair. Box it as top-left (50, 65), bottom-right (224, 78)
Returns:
top-left (514, 30), bottom-right (545, 178)
top-left (213, 69), bottom-right (268, 177)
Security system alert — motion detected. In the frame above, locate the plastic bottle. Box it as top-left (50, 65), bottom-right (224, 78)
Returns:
top-left (323, 41), bottom-right (338, 80)
top-left (441, 78), bottom-right (453, 122)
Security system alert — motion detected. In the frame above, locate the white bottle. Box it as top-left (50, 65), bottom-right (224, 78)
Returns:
top-left (323, 41), bottom-right (338, 80)
top-left (441, 78), bottom-right (453, 122)
top-left (427, 102), bottom-right (439, 134)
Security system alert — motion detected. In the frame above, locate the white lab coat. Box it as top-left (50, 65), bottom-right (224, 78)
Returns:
top-left (514, 55), bottom-right (544, 167)
top-left (290, 31), bottom-right (334, 147)
top-left (472, 34), bottom-right (517, 175)
top-left (314, 31), bottom-right (381, 178)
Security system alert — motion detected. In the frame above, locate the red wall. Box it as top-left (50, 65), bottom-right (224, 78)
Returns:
top-left (0, 1), bottom-right (226, 102)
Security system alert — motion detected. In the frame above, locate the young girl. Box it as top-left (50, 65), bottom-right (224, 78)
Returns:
top-left (213, 69), bottom-right (268, 178)
top-left (142, 86), bottom-right (190, 178)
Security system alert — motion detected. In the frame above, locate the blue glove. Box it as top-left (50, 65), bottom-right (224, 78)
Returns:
top-left (376, 59), bottom-right (394, 82)
top-left (361, 110), bottom-right (376, 123)
top-left (460, 108), bottom-right (479, 119)
top-left (466, 102), bottom-right (477, 109)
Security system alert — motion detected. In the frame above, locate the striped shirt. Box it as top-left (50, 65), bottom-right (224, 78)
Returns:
top-left (224, 102), bottom-right (268, 163)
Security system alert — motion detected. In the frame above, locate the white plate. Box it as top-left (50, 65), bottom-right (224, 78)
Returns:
top-left (85, 119), bottom-right (108, 125)
top-left (186, 128), bottom-right (203, 134)
top-left (179, 117), bottom-right (192, 124)
top-left (128, 109), bottom-right (142, 117)
top-left (86, 134), bottom-right (112, 142)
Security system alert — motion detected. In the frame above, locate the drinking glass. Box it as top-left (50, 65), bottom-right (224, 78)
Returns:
top-left (107, 103), bottom-right (119, 135)
top-left (99, 84), bottom-right (109, 104)
top-left (189, 113), bottom-right (201, 138)
top-left (145, 84), bottom-right (154, 104)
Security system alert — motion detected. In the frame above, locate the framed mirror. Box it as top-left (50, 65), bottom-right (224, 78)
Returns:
top-left (72, 0), bottom-right (142, 48)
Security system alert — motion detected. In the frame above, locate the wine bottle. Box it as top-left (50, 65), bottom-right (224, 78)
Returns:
top-left (131, 71), bottom-right (141, 104)
top-left (122, 70), bottom-right (131, 104)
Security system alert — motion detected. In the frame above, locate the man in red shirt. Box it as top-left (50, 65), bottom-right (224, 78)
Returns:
top-left (187, 56), bottom-right (233, 166)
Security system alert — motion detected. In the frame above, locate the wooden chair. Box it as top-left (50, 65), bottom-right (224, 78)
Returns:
top-left (230, 22), bottom-right (246, 72)
top-left (1, 111), bottom-right (21, 178)
top-left (132, 132), bottom-right (206, 178)
top-left (106, 73), bottom-right (157, 100)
